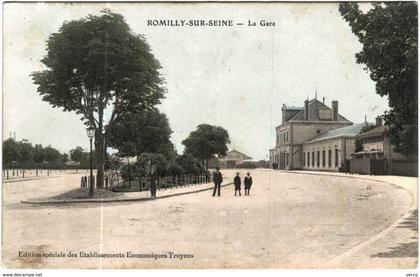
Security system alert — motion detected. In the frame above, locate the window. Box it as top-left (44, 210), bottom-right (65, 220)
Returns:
top-left (303, 152), bottom-right (306, 167)
top-left (335, 149), bottom-right (339, 167)
top-left (283, 133), bottom-right (286, 143)
top-left (312, 152), bottom-right (315, 167)
top-left (322, 151), bottom-right (325, 167)
top-left (276, 134), bottom-right (279, 144)
top-left (307, 152), bottom-right (310, 167)
top-left (286, 132), bottom-right (288, 142)
top-left (328, 149), bottom-right (332, 167)
top-left (286, 153), bottom-right (289, 167)
top-left (316, 151), bottom-right (320, 167)
top-left (317, 130), bottom-right (321, 134)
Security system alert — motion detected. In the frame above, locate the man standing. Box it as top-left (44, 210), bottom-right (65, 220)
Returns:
top-left (212, 167), bottom-right (223, 197)
top-left (234, 172), bottom-right (241, 196)
top-left (244, 172), bottom-right (253, 196)
top-left (150, 169), bottom-right (157, 198)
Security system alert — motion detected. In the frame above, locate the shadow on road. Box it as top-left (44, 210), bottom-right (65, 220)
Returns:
top-left (371, 209), bottom-right (418, 258)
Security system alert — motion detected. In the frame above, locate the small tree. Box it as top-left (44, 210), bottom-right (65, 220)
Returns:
top-left (33, 144), bottom-right (45, 165)
top-left (137, 153), bottom-right (167, 176)
top-left (354, 124), bottom-right (376, 152)
top-left (2, 138), bottom-right (19, 167)
top-left (182, 124), bottom-right (230, 170)
top-left (43, 146), bottom-right (61, 168)
top-left (16, 140), bottom-right (34, 168)
top-left (70, 146), bottom-right (84, 163)
top-left (177, 153), bottom-right (204, 174)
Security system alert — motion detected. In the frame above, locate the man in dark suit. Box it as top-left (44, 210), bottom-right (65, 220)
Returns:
top-left (234, 172), bottom-right (241, 196)
top-left (212, 167), bottom-right (223, 197)
top-left (150, 170), bottom-right (158, 198)
top-left (244, 172), bottom-right (253, 196)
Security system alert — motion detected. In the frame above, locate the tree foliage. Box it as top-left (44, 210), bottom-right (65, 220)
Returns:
top-left (70, 146), bottom-right (84, 162)
top-left (182, 124), bottom-right (230, 169)
top-left (2, 139), bottom-right (68, 169)
top-left (31, 9), bottom-right (165, 187)
top-left (339, 2), bottom-right (418, 155)
top-left (107, 110), bottom-right (174, 158)
top-left (354, 124), bottom-right (376, 152)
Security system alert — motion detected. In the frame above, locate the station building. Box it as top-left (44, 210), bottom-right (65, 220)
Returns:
top-left (269, 97), bottom-right (353, 170)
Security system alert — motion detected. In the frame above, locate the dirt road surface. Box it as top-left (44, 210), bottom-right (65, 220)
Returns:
top-left (2, 169), bottom-right (417, 269)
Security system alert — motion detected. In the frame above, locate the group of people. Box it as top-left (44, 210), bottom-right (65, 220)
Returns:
top-left (212, 167), bottom-right (253, 197)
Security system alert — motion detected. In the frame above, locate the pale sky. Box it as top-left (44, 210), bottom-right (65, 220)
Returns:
top-left (3, 2), bottom-right (389, 160)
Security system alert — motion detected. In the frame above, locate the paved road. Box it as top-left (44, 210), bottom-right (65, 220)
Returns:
top-left (2, 169), bottom-right (417, 269)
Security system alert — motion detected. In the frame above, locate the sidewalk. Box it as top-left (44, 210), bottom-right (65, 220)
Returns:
top-left (21, 181), bottom-right (233, 205)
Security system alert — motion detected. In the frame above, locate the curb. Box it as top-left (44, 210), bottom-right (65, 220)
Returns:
top-left (21, 182), bottom-right (233, 205)
top-left (4, 175), bottom-right (61, 184)
top-left (276, 170), bottom-right (417, 191)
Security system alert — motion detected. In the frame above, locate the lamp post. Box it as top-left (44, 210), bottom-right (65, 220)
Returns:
top-left (86, 126), bottom-right (95, 196)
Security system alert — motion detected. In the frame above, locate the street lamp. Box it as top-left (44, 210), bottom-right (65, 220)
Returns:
top-left (86, 126), bottom-right (95, 196)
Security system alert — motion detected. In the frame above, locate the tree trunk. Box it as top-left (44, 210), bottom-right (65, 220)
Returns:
top-left (95, 131), bottom-right (105, 189)
top-left (95, 99), bottom-right (106, 189)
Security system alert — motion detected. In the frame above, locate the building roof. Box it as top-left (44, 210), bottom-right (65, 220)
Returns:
top-left (226, 149), bottom-right (252, 160)
top-left (65, 160), bottom-right (80, 166)
top-left (288, 99), bottom-right (350, 122)
top-left (305, 123), bottom-right (367, 144)
top-left (358, 125), bottom-right (388, 139)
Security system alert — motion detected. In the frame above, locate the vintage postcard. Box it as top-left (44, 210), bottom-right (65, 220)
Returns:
top-left (1, 1), bottom-right (418, 271)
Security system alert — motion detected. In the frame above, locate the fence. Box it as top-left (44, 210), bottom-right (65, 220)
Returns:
top-left (391, 161), bottom-right (418, 177)
top-left (348, 158), bottom-right (418, 176)
top-left (109, 172), bottom-right (212, 193)
top-left (3, 168), bottom-right (87, 180)
top-left (349, 158), bottom-right (387, 175)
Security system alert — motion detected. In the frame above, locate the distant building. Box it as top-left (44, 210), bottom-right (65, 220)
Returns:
top-left (351, 118), bottom-right (405, 160)
top-left (218, 150), bottom-right (252, 168)
top-left (269, 98), bottom-right (353, 170)
top-left (350, 117), bottom-right (417, 176)
top-left (65, 160), bottom-right (80, 167)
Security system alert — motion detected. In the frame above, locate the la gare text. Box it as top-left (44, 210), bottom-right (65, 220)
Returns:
top-left (147, 19), bottom-right (276, 27)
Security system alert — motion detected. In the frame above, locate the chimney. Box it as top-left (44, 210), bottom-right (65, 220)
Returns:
top-left (332, 100), bottom-right (338, 121)
top-left (304, 99), bottom-right (309, 120)
top-left (375, 116), bottom-right (383, 127)
top-left (281, 104), bottom-right (287, 123)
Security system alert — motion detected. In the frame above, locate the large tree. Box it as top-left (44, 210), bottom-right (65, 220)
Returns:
top-left (339, 2), bottom-right (418, 156)
top-left (32, 10), bottom-right (165, 189)
top-left (182, 124), bottom-right (230, 170)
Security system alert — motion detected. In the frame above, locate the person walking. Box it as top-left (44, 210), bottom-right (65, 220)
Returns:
top-left (150, 170), bottom-right (157, 198)
top-left (234, 172), bottom-right (241, 196)
top-left (212, 167), bottom-right (223, 197)
top-left (244, 172), bottom-right (253, 196)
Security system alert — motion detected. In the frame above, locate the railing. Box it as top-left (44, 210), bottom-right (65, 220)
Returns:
top-left (3, 168), bottom-right (89, 180)
top-left (108, 172), bottom-right (212, 193)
